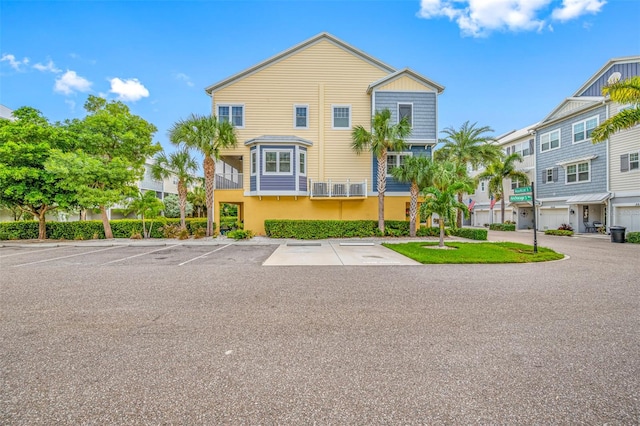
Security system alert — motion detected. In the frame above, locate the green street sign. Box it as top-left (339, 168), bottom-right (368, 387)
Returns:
top-left (510, 194), bottom-right (532, 202)
top-left (514, 186), bottom-right (532, 194)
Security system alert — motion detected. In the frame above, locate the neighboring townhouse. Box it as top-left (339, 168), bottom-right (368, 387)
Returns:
top-left (533, 56), bottom-right (639, 233)
top-left (467, 124), bottom-right (538, 229)
top-left (206, 33), bottom-right (444, 235)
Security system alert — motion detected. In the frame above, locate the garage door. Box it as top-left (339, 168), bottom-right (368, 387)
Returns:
top-left (539, 208), bottom-right (568, 231)
top-left (614, 206), bottom-right (640, 233)
top-left (474, 211), bottom-right (490, 227)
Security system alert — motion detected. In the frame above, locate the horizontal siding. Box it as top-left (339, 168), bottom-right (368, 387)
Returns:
top-left (536, 106), bottom-right (608, 199)
top-left (609, 103), bottom-right (640, 191)
top-left (373, 146), bottom-right (432, 192)
top-left (378, 75), bottom-right (436, 92)
top-left (250, 175), bottom-right (256, 191)
top-left (261, 175), bottom-right (296, 191)
top-left (374, 91), bottom-right (437, 140)
top-left (214, 39), bottom-right (389, 191)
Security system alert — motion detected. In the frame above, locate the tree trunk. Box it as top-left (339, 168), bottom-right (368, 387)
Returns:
top-left (457, 192), bottom-right (463, 228)
top-left (500, 182), bottom-right (505, 223)
top-left (100, 205), bottom-right (113, 239)
top-left (439, 220), bottom-right (445, 247)
top-left (178, 181), bottom-right (187, 230)
top-left (409, 181), bottom-right (418, 237)
top-left (37, 210), bottom-right (47, 240)
top-left (203, 156), bottom-right (215, 237)
top-left (80, 209), bottom-right (87, 221)
top-left (377, 150), bottom-right (387, 234)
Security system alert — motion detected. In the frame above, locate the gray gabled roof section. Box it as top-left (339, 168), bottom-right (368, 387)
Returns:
top-left (205, 32), bottom-right (397, 95)
top-left (367, 68), bottom-right (445, 94)
top-left (572, 55), bottom-right (640, 97)
top-left (244, 135), bottom-right (314, 146)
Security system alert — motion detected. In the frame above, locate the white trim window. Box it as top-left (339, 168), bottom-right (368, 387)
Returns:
top-left (386, 152), bottom-right (413, 175)
top-left (566, 161), bottom-right (590, 184)
top-left (398, 103), bottom-right (413, 127)
top-left (480, 181), bottom-right (486, 192)
top-left (299, 150), bottom-right (306, 176)
top-left (620, 152), bottom-right (639, 172)
top-left (540, 129), bottom-right (560, 152)
top-left (294, 105), bottom-right (308, 129)
top-left (263, 150), bottom-right (292, 175)
top-left (544, 168), bottom-right (556, 184)
top-left (332, 105), bottom-right (351, 129)
top-left (218, 105), bottom-right (244, 128)
top-left (250, 150), bottom-right (257, 175)
top-left (511, 177), bottom-right (525, 190)
top-left (573, 116), bottom-right (598, 143)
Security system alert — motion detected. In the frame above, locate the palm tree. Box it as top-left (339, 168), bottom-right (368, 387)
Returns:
top-left (476, 152), bottom-right (530, 223)
top-left (126, 190), bottom-right (164, 238)
top-left (169, 114), bottom-right (237, 237)
top-left (420, 161), bottom-right (475, 247)
top-left (151, 149), bottom-right (198, 230)
top-left (390, 156), bottom-right (434, 237)
top-left (187, 184), bottom-right (206, 218)
top-left (352, 108), bottom-right (411, 233)
top-left (434, 121), bottom-right (501, 227)
top-left (591, 76), bottom-right (640, 143)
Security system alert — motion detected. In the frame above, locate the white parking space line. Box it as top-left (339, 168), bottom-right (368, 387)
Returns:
top-left (178, 244), bottom-right (232, 266)
top-left (12, 246), bottom-right (120, 268)
top-left (0, 246), bottom-right (63, 258)
top-left (100, 244), bottom-right (183, 265)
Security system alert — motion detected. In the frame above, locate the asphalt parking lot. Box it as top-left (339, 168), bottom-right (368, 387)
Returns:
top-left (1, 232), bottom-right (639, 424)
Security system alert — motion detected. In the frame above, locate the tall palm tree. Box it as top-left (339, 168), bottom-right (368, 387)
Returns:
top-left (434, 121), bottom-right (501, 226)
top-left (591, 76), bottom-right (640, 143)
top-left (169, 114), bottom-right (237, 237)
top-left (420, 161), bottom-right (475, 247)
top-left (476, 152), bottom-right (530, 223)
top-left (390, 155), bottom-right (434, 237)
top-left (187, 184), bottom-right (206, 218)
top-left (352, 108), bottom-right (411, 233)
top-left (151, 148), bottom-right (199, 230)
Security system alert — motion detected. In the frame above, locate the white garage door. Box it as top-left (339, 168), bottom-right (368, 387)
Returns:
top-left (614, 206), bottom-right (640, 233)
top-left (539, 208), bottom-right (568, 230)
top-left (474, 211), bottom-right (490, 227)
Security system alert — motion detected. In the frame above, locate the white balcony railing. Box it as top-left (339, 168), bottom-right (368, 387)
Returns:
top-left (309, 179), bottom-right (367, 198)
top-left (215, 173), bottom-right (243, 190)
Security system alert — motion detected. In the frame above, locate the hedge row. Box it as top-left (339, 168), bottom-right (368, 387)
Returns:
top-left (489, 223), bottom-right (516, 231)
top-left (627, 232), bottom-right (640, 244)
top-left (264, 220), bottom-right (486, 240)
top-left (544, 229), bottom-right (574, 237)
top-left (0, 218), bottom-right (209, 240)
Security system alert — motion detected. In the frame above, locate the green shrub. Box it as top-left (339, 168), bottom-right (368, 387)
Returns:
top-left (226, 229), bottom-right (254, 240)
top-left (265, 220), bottom-right (382, 239)
top-left (545, 229), bottom-right (574, 236)
top-left (489, 223), bottom-right (516, 231)
top-left (450, 227), bottom-right (488, 240)
top-left (383, 220), bottom-right (410, 237)
top-left (626, 232), bottom-right (640, 244)
top-left (416, 226), bottom-right (445, 237)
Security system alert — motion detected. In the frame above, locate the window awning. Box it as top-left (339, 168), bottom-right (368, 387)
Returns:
top-left (556, 155), bottom-right (597, 167)
top-left (566, 193), bottom-right (611, 204)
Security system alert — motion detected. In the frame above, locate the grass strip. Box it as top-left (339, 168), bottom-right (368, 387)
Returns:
top-left (383, 241), bottom-right (564, 264)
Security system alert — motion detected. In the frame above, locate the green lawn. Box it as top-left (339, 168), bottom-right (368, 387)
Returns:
top-left (383, 241), bottom-right (564, 264)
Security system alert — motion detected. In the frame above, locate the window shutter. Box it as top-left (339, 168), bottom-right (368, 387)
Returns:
top-left (529, 139), bottom-right (534, 156)
top-left (541, 169), bottom-right (546, 184)
top-left (621, 154), bottom-right (629, 172)
top-left (552, 167), bottom-right (558, 182)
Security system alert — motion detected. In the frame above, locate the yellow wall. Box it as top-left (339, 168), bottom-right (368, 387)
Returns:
top-left (213, 39), bottom-right (391, 186)
top-left (377, 75), bottom-right (436, 92)
top-left (215, 190), bottom-right (413, 235)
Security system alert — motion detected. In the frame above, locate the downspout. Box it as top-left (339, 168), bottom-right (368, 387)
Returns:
top-left (604, 98), bottom-right (612, 229)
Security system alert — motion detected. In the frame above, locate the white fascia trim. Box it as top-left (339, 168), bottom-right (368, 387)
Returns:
top-left (556, 155), bottom-right (597, 167)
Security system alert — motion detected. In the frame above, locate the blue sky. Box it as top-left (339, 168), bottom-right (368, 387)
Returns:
top-left (2, 0), bottom-right (639, 154)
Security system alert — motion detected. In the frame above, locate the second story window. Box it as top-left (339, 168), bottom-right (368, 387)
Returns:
top-left (540, 130), bottom-right (560, 152)
top-left (566, 162), bottom-right (590, 183)
top-left (218, 105), bottom-right (244, 127)
top-left (264, 150), bottom-right (292, 174)
top-left (398, 103), bottom-right (413, 127)
top-left (621, 152), bottom-right (639, 172)
top-left (386, 152), bottom-right (412, 175)
top-left (294, 105), bottom-right (308, 128)
top-left (573, 116), bottom-right (598, 143)
top-left (299, 151), bottom-right (306, 175)
top-left (332, 106), bottom-right (350, 129)
top-left (250, 151), bottom-right (257, 175)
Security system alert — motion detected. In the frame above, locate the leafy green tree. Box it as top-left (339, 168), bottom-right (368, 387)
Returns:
top-left (352, 108), bottom-right (412, 234)
top-left (476, 152), bottom-right (529, 223)
top-left (50, 96), bottom-right (160, 239)
top-left (126, 190), bottom-right (164, 238)
top-left (592, 76), bottom-right (640, 143)
top-left (151, 149), bottom-right (198, 230)
top-left (187, 183), bottom-right (206, 218)
top-left (169, 114), bottom-right (237, 237)
top-left (163, 194), bottom-right (193, 219)
top-left (420, 161), bottom-right (475, 247)
top-left (390, 155), bottom-right (434, 237)
top-left (434, 121), bottom-right (501, 227)
top-left (0, 107), bottom-right (76, 239)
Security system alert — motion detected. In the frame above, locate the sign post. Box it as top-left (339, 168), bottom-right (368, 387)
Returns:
top-left (531, 182), bottom-right (537, 254)
top-left (512, 185), bottom-right (537, 253)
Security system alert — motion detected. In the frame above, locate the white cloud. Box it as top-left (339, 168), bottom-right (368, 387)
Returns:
top-left (54, 70), bottom-right (92, 95)
top-left (64, 99), bottom-right (76, 112)
top-left (175, 72), bottom-right (194, 87)
top-left (1, 53), bottom-right (29, 71)
top-left (109, 77), bottom-right (149, 102)
top-left (33, 59), bottom-right (61, 73)
top-left (418, 0), bottom-right (606, 37)
top-left (552, 0), bottom-right (606, 22)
